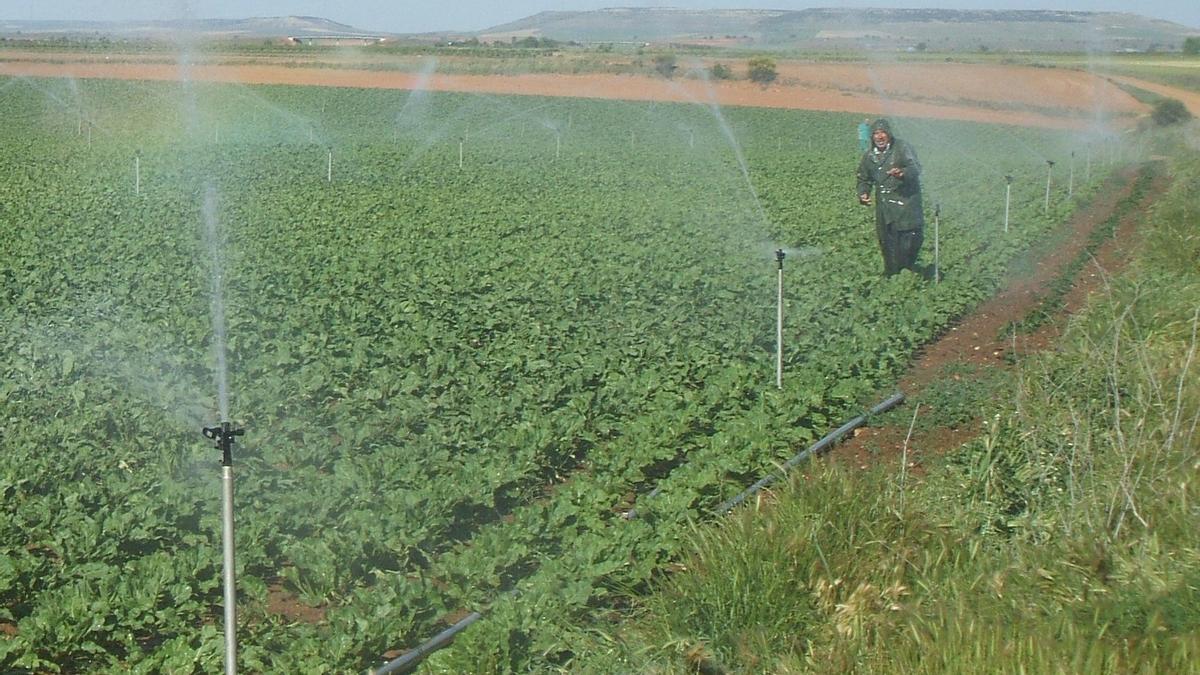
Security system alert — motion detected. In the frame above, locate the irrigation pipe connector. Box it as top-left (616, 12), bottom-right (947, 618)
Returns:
top-left (202, 421), bottom-right (245, 675)
top-left (713, 392), bottom-right (905, 516)
top-left (370, 611), bottom-right (484, 675)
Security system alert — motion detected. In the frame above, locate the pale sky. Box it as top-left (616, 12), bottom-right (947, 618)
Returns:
top-left (4, 1), bottom-right (1199, 33)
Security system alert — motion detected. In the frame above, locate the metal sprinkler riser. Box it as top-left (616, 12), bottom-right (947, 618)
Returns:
top-left (202, 421), bottom-right (245, 467)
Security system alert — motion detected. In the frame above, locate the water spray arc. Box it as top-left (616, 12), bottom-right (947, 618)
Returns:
top-left (201, 422), bottom-right (245, 675)
top-left (200, 183), bottom-right (239, 671)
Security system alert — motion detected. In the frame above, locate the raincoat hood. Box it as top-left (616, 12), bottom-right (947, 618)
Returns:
top-left (870, 118), bottom-right (894, 138)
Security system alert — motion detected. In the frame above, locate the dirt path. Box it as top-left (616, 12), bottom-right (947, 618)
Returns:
top-left (0, 53), bottom-right (1147, 130)
top-left (836, 164), bottom-right (1166, 471)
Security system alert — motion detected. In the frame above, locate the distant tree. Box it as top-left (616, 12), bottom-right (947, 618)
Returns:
top-left (709, 63), bottom-right (733, 80)
top-left (1184, 37), bottom-right (1200, 55)
top-left (653, 54), bottom-right (677, 79)
top-left (747, 57), bottom-right (777, 85)
top-left (1151, 98), bottom-right (1193, 126)
top-left (915, 41), bottom-right (928, 52)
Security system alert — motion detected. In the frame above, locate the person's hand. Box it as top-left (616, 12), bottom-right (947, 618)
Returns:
top-left (859, 193), bottom-right (871, 205)
top-left (887, 167), bottom-right (904, 178)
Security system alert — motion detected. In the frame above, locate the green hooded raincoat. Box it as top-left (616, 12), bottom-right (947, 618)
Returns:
top-left (856, 118), bottom-right (926, 275)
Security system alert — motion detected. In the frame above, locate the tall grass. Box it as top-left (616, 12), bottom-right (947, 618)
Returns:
top-left (565, 134), bottom-right (1200, 673)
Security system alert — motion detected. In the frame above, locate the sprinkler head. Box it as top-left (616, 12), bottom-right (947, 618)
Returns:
top-left (202, 421), bottom-right (245, 467)
top-left (1005, 174), bottom-right (1013, 184)
top-left (775, 248), bottom-right (786, 269)
top-left (1047, 160), bottom-right (1056, 167)
top-left (935, 204), bottom-right (941, 218)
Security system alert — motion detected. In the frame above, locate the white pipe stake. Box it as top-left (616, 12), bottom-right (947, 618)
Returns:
top-left (776, 266), bottom-right (784, 390)
top-left (1068, 152), bottom-right (1075, 199)
top-left (934, 206), bottom-right (940, 284)
top-left (222, 465), bottom-right (237, 674)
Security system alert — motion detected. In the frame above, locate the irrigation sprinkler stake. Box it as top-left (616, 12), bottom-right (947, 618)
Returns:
top-left (327, 147), bottom-right (333, 183)
top-left (134, 151), bottom-right (141, 196)
top-left (1004, 174), bottom-right (1013, 234)
top-left (1044, 160), bottom-right (1055, 215)
top-left (775, 248), bottom-right (785, 390)
top-left (933, 204), bottom-right (940, 284)
top-left (201, 421), bottom-right (245, 675)
top-left (555, 132), bottom-right (561, 161)
top-left (1068, 151), bottom-right (1075, 200)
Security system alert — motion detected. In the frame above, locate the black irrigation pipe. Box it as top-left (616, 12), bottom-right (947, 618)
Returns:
top-left (366, 391), bottom-right (905, 673)
top-left (623, 392), bottom-right (904, 519)
top-left (369, 611), bottom-right (483, 675)
top-left (713, 391), bottom-right (906, 515)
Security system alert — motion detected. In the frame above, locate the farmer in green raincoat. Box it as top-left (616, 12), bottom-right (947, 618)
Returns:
top-left (856, 118), bottom-right (926, 276)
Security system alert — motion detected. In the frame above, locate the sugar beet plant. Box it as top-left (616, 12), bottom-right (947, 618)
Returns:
top-left (0, 76), bottom-right (1106, 672)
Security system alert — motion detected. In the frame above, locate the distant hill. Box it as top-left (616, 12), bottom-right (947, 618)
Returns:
top-left (481, 7), bottom-right (1200, 52)
top-left (0, 16), bottom-right (380, 40)
top-left (2, 10), bottom-right (1195, 52)
top-left (481, 8), bottom-right (785, 43)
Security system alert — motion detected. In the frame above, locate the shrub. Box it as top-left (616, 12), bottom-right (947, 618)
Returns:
top-left (652, 54), bottom-right (677, 79)
top-left (1151, 98), bottom-right (1193, 127)
top-left (709, 63), bottom-right (733, 80)
top-left (747, 57), bottom-right (777, 85)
